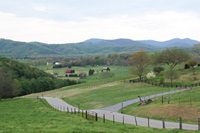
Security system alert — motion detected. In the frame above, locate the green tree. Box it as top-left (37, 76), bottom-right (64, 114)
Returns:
top-left (188, 60), bottom-right (198, 80)
top-left (88, 69), bottom-right (95, 76)
top-left (155, 48), bottom-right (190, 85)
top-left (153, 66), bottom-right (164, 75)
top-left (0, 69), bottom-right (19, 98)
top-left (192, 44), bottom-right (200, 56)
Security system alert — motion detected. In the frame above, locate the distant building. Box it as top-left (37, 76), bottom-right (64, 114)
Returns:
top-left (53, 61), bottom-right (61, 65)
top-left (101, 67), bottom-right (110, 72)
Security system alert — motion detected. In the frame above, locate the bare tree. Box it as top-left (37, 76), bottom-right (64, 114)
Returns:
top-left (129, 50), bottom-right (150, 80)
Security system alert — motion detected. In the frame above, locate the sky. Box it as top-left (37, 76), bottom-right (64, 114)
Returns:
top-left (0, 0), bottom-right (200, 43)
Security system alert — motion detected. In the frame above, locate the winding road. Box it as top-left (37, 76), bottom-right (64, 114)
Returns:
top-left (42, 89), bottom-right (198, 131)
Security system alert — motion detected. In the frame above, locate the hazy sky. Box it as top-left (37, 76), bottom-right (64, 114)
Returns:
top-left (0, 0), bottom-right (200, 43)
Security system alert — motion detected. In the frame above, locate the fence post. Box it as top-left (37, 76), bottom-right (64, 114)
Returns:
top-left (113, 115), bottom-right (115, 124)
top-left (148, 117), bottom-right (150, 128)
top-left (179, 117), bottom-right (182, 130)
top-left (198, 118), bottom-right (200, 130)
top-left (134, 116), bottom-right (137, 126)
top-left (123, 115), bottom-right (124, 125)
top-left (82, 110), bottom-right (84, 117)
top-left (78, 104), bottom-right (80, 114)
top-left (121, 102), bottom-right (123, 113)
top-left (162, 119), bottom-right (165, 128)
top-left (95, 113), bottom-right (98, 121)
top-left (168, 96), bottom-right (170, 104)
top-left (86, 111), bottom-right (88, 119)
top-left (103, 114), bottom-right (105, 123)
top-left (67, 107), bottom-right (69, 113)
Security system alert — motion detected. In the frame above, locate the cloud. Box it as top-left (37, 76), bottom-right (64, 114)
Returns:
top-left (0, 11), bottom-right (200, 43)
top-left (33, 5), bottom-right (48, 12)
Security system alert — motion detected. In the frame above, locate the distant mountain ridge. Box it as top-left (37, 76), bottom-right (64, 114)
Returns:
top-left (140, 38), bottom-right (199, 48)
top-left (0, 38), bottom-right (199, 58)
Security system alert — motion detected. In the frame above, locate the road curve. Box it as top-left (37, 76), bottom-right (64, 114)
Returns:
top-left (41, 89), bottom-right (198, 131)
top-left (101, 89), bottom-right (185, 112)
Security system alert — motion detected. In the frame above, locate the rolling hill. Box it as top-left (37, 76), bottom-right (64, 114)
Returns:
top-left (0, 38), bottom-right (199, 58)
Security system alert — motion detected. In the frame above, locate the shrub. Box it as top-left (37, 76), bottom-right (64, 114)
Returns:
top-left (184, 64), bottom-right (190, 69)
top-left (88, 69), bottom-right (95, 76)
top-left (159, 76), bottom-right (165, 84)
top-left (79, 73), bottom-right (87, 79)
top-left (153, 66), bottom-right (164, 74)
top-left (66, 73), bottom-right (78, 77)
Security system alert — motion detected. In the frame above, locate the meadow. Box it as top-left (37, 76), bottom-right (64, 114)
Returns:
top-left (7, 64), bottom-right (200, 132)
top-left (24, 65), bottom-right (175, 109)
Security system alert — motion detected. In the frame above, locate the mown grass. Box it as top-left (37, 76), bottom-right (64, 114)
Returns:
top-left (63, 83), bottom-right (174, 109)
top-left (23, 81), bottom-right (174, 109)
top-left (123, 87), bottom-right (200, 124)
top-left (0, 98), bottom-right (196, 133)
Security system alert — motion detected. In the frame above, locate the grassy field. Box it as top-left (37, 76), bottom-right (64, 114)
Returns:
top-left (36, 65), bottom-right (132, 80)
top-left (17, 64), bottom-right (200, 132)
top-left (23, 65), bottom-right (176, 109)
top-left (63, 83), bottom-right (174, 109)
top-left (123, 87), bottom-right (200, 124)
top-left (0, 98), bottom-right (197, 133)
top-left (23, 81), bottom-right (174, 109)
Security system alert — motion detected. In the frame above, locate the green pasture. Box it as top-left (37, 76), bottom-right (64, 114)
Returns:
top-left (0, 98), bottom-right (195, 133)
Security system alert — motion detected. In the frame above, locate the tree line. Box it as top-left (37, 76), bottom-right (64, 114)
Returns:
top-left (129, 48), bottom-right (199, 86)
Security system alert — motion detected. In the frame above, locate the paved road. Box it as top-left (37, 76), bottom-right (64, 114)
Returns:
top-left (101, 89), bottom-right (186, 112)
top-left (41, 89), bottom-right (198, 131)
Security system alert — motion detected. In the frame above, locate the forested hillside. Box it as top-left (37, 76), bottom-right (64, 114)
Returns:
top-left (0, 38), bottom-right (198, 58)
top-left (0, 57), bottom-right (78, 98)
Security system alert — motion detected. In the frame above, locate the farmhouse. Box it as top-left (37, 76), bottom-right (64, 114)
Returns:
top-left (65, 68), bottom-right (76, 77)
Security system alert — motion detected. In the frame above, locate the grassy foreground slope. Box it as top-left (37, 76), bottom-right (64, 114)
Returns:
top-left (0, 98), bottom-right (196, 133)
